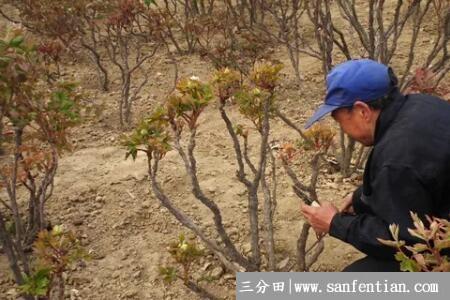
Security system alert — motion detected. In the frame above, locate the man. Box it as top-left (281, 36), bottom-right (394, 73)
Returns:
top-left (301, 59), bottom-right (450, 271)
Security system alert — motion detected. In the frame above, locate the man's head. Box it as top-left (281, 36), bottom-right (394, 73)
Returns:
top-left (305, 59), bottom-right (396, 146)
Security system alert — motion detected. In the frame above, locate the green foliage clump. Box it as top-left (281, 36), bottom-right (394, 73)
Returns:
top-left (0, 29), bottom-right (85, 149)
top-left (299, 123), bottom-right (335, 152)
top-left (232, 62), bottom-right (283, 131)
top-left (124, 107), bottom-right (171, 160)
top-left (125, 76), bottom-right (213, 160)
top-left (250, 62), bottom-right (283, 91)
top-left (378, 212), bottom-right (450, 272)
top-left (234, 87), bottom-right (275, 131)
top-left (125, 62), bottom-right (284, 161)
top-left (167, 77), bottom-right (213, 128)
top-left (212, 68), bottom-right (241, 101)
top-left (20, 225), bottom-right (88, 298)
top-left (33, 225), bottom-right (88, 273)
top-left (19, 268), bottom-right (51, 297)
top-left (159, 234), bottom-right (204, 284)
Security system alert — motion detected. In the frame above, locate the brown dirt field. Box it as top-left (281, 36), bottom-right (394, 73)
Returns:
top-left (0, 52), bottom-right (362, 300)
top-left (1, 2), bottom-right (448, 299)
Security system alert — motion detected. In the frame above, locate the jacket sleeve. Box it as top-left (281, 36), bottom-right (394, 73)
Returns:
top-left (351, 185), bottom-right (372, 214)
top-left (329, 165), bottom-right (433, 260)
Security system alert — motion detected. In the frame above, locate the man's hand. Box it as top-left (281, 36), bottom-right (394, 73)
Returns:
top-left (340, 192), bottom-right (355, 214)
top-left (301, 202), bottom-right (338, 235)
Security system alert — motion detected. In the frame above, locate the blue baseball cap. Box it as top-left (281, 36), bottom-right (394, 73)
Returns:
top-left (305, 59), bottom-right (392, 129)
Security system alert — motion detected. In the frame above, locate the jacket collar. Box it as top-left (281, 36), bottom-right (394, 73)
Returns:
top-left (373, 88), bottom-right (407, 145)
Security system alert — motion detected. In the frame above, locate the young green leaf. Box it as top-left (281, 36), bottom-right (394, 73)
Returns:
top-left (9, 36), bottom-right (25, 47)
top-left (144, 0), bottom-right (156, 6)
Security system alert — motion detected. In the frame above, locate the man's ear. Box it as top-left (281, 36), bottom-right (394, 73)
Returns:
top-left (353, 101), bottom-right (371, 121)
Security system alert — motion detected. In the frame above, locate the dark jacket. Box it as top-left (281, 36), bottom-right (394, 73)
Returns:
top-left (329, 89), bottom-right (450, 260)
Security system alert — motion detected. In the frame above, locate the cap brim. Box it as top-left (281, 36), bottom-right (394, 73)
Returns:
top-left (304, 104), bottom-right (340, 129)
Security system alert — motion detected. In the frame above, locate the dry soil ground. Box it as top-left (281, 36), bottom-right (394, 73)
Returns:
top-left (0, 51), bottom-right (363, 300)
top-left (1, 2), bottom-right (448, 299)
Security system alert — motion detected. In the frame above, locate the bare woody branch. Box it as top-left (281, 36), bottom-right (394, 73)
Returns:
top-left (148, 155), bottom-right (243, 273)
top-left (170, 122), bottom-right (253, 270)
